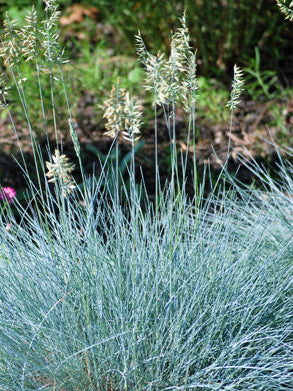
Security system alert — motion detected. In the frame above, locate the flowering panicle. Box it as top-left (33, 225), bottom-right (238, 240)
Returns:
top-left (160, 56), bottom-right (183, 105)
top-left (0, 1), bottom-right (67, 69)
top-left (158, 18), bottom-right (190, 105)
top-left (276, 0), bottom-right (293, 21)
top-left (102, 84), bottom-right (142, 143)
top-left (136, 13), bottom-right (198, 109)
top-left (0, 18), bottom-right (23, 67)
top-left (227, 65), bottom-right (244, 111)
top-left (135, 32), bottom-right (166, 106)
top-left (177, 12), bottom-right (191, 55)
top-left (135, 30), bottom-right (149, 66)
top-left (46, 149), bottom-right (76, 196)
top-left (182, 51), bottom-right (199, 112)
top-left (175, 13), bottom-right (199, 112)
top-left (144, 52), bottom-right (166, 106)
top-left (170, 12), bottom-right (190, 68)
top-left (20, 7), bottom-right (39, 62)
top-left (102, 84), bottom-right (127, 138)
top-left (41, 0), bottom-right (66, 66)
top-left (122, 92), bottom-right (142, 144)
top-left (43, 0), bottom-right (60, 17)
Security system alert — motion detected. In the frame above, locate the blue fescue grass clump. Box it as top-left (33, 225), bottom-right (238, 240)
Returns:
top-left (0, 156), bottom-right (292, 390)
top-left (0, 2), bottom-right (292, 390)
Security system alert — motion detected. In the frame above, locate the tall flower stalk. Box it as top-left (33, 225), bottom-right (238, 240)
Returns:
top-left (136, 32), bottom-right (165, 223)
top-left (136, 13), bottom-right (201, 348)
top-left (102, 83), bottom-right (143, 386)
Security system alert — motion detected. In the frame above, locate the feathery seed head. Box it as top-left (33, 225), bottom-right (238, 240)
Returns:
top-left (171, 13), bottom-right (190, 67)
top-left (20, 7), bottom-right (40, 62)
top-left (182, 51), bottom-right (199, 112)
top-left (136, 12), bottom-right (197, 108)
top-left (135, 32), bottom-right (167, 106)
top-left (158, 22), bottom-right (191, 105)
top-left (46, 149), bottom-right (76, 196)
top-left (135, 31), bottom-right (149, 66)
top-left (227, 65), bottom-right (244, 111)
top-left (122, 92), bottom-right (142, 144)
top-left (157, 12), bottom-right (195, 106)
top-left (103, 84), bottom-right (127, 138)
top-left (102, 84), bottom-right (142, 143)
top-left (144, 52), bottom-right (166, 106)
top-left (0, 18), bottom-right (23, 67)
top-left (0, 4), bottom-right (66, 67)
top-left (178, 11), bottom-right (190, 52)
top-left (41, 4), bottom-right (66, 66)
top-left (43, 0), bottom-right (59, 12)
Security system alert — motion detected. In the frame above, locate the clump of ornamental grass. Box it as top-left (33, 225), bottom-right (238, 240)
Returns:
top-left (0, 146), bottom-right (292, 391)
top-left (0, 3), bottom-right (292, 391)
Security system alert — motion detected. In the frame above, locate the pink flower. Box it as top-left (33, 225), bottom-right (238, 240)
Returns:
top-left (0, 187), bottom-right (16, 203)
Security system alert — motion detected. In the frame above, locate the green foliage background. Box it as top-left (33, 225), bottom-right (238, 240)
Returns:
top-left (0, 0), bottom-right (291, 79)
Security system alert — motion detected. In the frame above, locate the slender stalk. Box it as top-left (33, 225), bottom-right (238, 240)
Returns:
top-left (35, 59), bottom-right (50, 146)
top-left (191, 102), bottom-right (198, 219)
top-left (172, 102), bottom-right (180, 195)
top-left (227, 106), bottom-right (234, 159)
top-left (44, 5), bottom-right (59, 148)
top-left (154, 103), bottom-right (159, 225)
top-left (154, 103), bottom-right (159, 343)
top-left (59, 66), bottom-right (90, 207)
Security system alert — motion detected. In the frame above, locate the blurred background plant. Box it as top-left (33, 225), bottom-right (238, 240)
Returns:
top-left (3, 1), bottom-right (291, 79)
top-left (244, 47), bottom-right (283, 101)
top-left (51, 0), bottom-right (292, 80)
